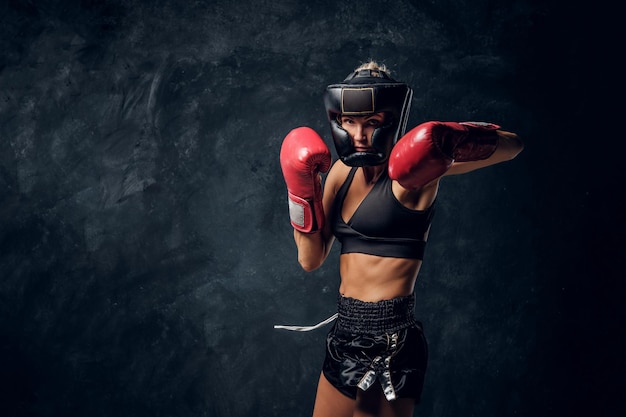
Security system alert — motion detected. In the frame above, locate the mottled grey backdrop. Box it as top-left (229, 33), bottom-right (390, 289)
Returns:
top-left (0, 1), bottom-right (620, 417)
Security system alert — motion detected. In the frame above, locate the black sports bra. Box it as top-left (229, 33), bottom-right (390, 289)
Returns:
top-left (331, 167), bottom-right (435, 260)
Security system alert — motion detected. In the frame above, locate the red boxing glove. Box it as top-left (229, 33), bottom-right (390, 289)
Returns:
top-left (388, 121), bottom-right (499, 190)
top-left (280, 127), bottom-right (332, 233)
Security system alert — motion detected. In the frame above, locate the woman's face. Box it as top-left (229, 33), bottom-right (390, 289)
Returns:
top-left (340, 113), bottom-right (385, 152)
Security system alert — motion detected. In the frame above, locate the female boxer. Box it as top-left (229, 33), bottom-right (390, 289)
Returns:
top-left (279, 61), bottom-right (523, 417)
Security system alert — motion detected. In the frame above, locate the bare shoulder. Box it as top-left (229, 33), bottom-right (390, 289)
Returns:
top-left (324, 160), bottom-right (352, 196)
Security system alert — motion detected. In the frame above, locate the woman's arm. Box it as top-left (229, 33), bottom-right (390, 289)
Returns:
top-left (391, 127), bottom-right (523, 208)
top-left (444, 130), bottom-right (523, 175)
top-left (292, 161), bottom-right (346, 271)
top-left (293, 228), bottom-right (332, 272)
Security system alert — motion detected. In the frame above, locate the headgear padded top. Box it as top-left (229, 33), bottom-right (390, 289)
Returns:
top-left (324, 69), bottom-right (413, 166)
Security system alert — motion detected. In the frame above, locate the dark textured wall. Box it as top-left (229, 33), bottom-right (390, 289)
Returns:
top-left (0, 1), bottom-right (621, 416)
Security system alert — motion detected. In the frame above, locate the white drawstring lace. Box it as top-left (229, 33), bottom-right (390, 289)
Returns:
top-left (274, 313), bottom-right (338, 332)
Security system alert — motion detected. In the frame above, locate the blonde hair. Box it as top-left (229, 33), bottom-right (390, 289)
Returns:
top-left (354, 60), bottom-right (391, 76)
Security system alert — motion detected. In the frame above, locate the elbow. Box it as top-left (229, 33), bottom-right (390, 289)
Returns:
top-left (298, 257), bottom-right (322, 272)
top-left (499, 131), bottom-right (524, 161)
top-left (510, 135), bottom-right (524, 159)
top-left (297, 249), bottom-right (326, 271)
top-left (293, 230), bottom-right (329, 272)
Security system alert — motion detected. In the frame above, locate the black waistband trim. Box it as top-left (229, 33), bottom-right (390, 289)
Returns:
top-left (336, 293), bottom-right (417, 334)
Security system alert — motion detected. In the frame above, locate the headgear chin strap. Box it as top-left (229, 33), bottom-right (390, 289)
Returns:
top-left (324, 69), bottom-right (413, 167)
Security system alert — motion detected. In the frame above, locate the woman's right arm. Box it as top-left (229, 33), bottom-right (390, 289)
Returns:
top-left (293, 161), bottom-right (346, 271)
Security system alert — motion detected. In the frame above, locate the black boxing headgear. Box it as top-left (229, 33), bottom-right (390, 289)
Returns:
top-left (324, 69), bottom-right (413, 166)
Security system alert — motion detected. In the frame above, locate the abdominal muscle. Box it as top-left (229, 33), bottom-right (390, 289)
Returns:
top-left (338, 252), bottom-right (422, 302)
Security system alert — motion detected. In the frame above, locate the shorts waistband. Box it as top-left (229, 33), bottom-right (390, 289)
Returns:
top-left (336, 293), bottom-right (417, 335)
